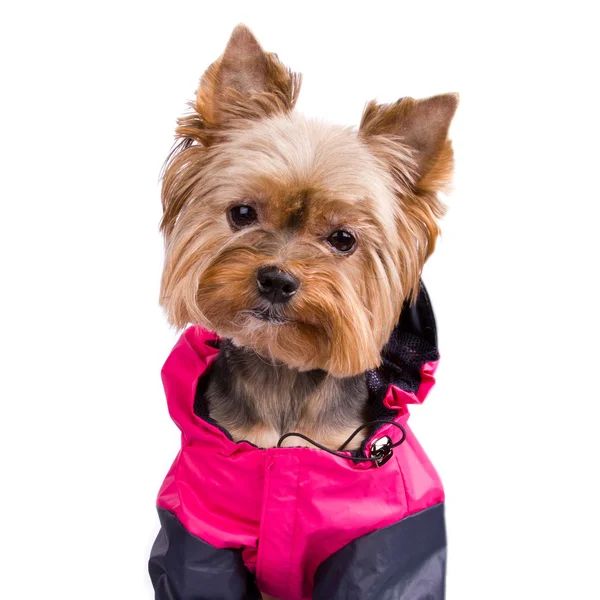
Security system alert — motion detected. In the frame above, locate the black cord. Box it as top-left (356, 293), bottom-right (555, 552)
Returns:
top-left (276, 420), bottom-right (406, 464)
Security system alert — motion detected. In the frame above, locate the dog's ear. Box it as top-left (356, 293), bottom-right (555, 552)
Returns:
top-left (360, 94), bottom-right (458, 298)
top-left (183, 24), bottom-right (301, 135)
top-left (359, 93), bottom-right (458, 191)
top-left (161, 26), bottom-right (300, 236)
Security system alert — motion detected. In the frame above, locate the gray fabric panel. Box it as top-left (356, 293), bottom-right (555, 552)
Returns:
top-left (313, 503), bottom-right (447, 600)
top-left (148, 508), bottom-right (261, 600)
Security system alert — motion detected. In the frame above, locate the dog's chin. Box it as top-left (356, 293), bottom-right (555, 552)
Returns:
top-left (213, 309), bottom-right (325, 371)
top-left (249, 307), bottom-right (287, 325)
top-left (200, 303), bottom-right (382, 376)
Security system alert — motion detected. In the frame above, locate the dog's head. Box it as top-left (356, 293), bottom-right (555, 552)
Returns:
top-left (160, 25), bottom-right (457, 376)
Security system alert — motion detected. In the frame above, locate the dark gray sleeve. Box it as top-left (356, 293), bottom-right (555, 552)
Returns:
top-left (148, 508), bottom-right (261, 600)
top-left (313, 503), bottom-right (447, 600)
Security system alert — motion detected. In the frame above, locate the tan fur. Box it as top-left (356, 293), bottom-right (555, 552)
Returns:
top-left (172, 24), bottom-right (301, 151)
top-left (159, 23), bottom-right (457, 392)
top-left (161, 112), bottom-right (409, 375)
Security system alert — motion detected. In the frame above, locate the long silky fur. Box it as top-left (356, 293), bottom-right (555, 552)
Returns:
top-left (157, 24), bottom-right (457, 447)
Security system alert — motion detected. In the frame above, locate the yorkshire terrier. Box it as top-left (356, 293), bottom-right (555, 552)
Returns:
top-left (151, 24), bottom-right (457, 600)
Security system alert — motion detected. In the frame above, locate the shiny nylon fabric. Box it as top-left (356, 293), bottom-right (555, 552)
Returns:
top-left (151, 286), bottom-right (445, 599)
top-left (313, 503), bottom-right (446, 600)
top-left (150, 508), bottom-right (262, 600)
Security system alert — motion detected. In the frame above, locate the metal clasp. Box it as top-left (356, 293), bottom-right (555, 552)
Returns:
top-left (370, 435), bottom-right (393, 467)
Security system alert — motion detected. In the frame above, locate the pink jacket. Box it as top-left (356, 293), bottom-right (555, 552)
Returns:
top-left (149, 284), bottom-right (446, 600)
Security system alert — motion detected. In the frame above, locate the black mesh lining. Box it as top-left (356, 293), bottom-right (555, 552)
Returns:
top-left (365, 332), bottom-right (439, 417)
top-left (193, 281), bottom-right (439, 453)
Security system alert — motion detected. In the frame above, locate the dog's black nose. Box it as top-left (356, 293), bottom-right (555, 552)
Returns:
top-left (256, 266), bottom-right (299, 304)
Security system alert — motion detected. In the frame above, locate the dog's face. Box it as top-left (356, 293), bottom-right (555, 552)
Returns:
top-left (160, 25), bottom-right (457, 376)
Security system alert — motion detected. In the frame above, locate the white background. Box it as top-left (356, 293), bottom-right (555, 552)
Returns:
top-left (1, 1), bottom-right (599, 598)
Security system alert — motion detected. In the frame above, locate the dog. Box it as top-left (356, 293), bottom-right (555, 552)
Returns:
top-left (150, 24), bottom-right (457, 600)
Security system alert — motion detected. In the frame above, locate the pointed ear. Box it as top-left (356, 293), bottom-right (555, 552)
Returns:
top-left (192, 24), bottom-right (301, 129)
top-left (360, 93), bottom-right (458, 183)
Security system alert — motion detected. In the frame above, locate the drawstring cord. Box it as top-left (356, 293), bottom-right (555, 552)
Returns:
top-left (276, 419), bottom-right (406, 466)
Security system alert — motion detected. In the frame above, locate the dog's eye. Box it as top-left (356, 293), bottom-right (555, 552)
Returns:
top-left (228, 205), bottom-right (258, 229)
top-left (327, 230), bottom-right (356, 253)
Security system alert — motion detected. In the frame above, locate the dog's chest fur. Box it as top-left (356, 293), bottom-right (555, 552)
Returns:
top-left (205, 339), bottom-right (370, 450)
